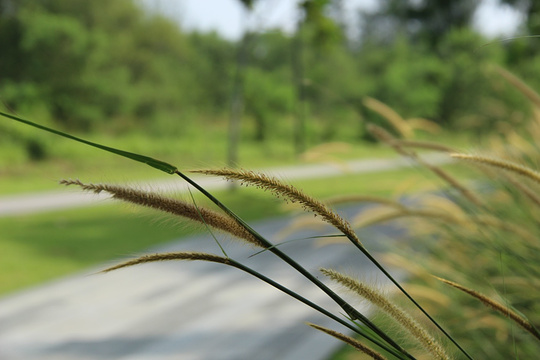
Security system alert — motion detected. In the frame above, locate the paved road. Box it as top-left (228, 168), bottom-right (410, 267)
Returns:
top-left (0, 152), bottom-right (452, 217)
top-left (0, 205), bottom-right (404, 360)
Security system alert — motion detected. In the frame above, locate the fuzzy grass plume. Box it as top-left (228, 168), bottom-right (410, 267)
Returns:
top-left (435, 276), bottom-right (540, 342)
top-left (102, 251), bottom-right (230, 273)
top-left (321, 268), bottom-right (450, 360)
top-left (190, 168), bottom-right (363, 246)
top-left (60, 179), bottom-right (265, 248)
top-left (451, 153), bottom-right (540, 185)
top-left (190, 170), bottom-right (473, 358)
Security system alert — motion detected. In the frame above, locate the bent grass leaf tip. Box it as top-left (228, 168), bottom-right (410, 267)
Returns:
top-left (0, 111), bottom-right (177, 174)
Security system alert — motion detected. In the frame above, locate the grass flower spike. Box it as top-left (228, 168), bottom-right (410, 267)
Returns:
top-left (102, 251), bottom-right (231, 272)
top-left (60, 180), bottom-right (266, 248)
top-left (451, 153), bottom-right (540, 185)
top-left (322, 268), bottom-right (450, 360)
top-left (191, 168), bottom-right (363, 246)
top-left (435, 276), bottom-right (540, 342)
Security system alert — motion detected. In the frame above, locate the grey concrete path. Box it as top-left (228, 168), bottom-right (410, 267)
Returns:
top-left (0, 205), bottom-right (403, 360)
top-left (0, 152), bottom-right (452, 217)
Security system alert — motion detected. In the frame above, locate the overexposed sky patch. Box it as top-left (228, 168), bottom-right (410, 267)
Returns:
top-left (144, 0), bottom-right (522, 40)
top-left (472, 0), bottom-right (524, 38)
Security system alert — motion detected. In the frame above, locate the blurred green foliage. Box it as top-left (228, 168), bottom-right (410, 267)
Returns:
top-left (1, 0), bottom-right (539, 162)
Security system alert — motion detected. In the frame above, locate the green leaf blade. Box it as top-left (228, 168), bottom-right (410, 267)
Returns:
top-left (0, 111), bottom-right (177, 174)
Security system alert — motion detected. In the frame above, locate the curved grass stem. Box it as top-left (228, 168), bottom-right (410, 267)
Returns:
top-left (174, 170), bottom-right (415, 360)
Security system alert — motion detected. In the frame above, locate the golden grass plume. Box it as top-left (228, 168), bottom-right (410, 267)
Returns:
top-left (60, 179), bottom-right (265, 248)
top-left (321, 268), bottom-right (450, 360)
top-left (435, 276), bottom-right (540, 342)
top-left (191, 169), bottom-right (362, 246)
top-left (451, 153), bottom-right (540, 185)
top-left (102, 251), bottom-right (230, 273)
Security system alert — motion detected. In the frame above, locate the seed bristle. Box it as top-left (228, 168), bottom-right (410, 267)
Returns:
top-left (191, 169), bottom-right (363, 246)
top-left (102, 251), bottom-right (229, 273)
top-left (321, 268), bottom-right (450, 360)
top-left (61, 179), bottom-right (265, 248)
top-left (435, 276), bottom-right (540, 341)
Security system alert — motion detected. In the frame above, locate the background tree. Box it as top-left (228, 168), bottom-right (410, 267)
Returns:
top-left (359, 0), bottom-right (481, 48)
top-left (227, 0), bottom-right (256, 168)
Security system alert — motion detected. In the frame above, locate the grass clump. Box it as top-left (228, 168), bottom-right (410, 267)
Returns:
top-left (2, 66), bottom-right (540, 359)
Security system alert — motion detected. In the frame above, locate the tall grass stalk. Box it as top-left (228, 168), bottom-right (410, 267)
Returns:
top-left (321, 268), bottom-right (450, 360)
top-left (192, 167), bottom-right (472, 359)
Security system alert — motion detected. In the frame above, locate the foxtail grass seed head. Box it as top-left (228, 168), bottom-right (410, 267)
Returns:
top-left (451, 153), bottom-right (540, 185)
top-left (306, 323), bottom-right (387, 360)
top-left (102, 251), bottom-right (229, 272)
top-left (435, 276), bottom-right (540, 341)
top-left (321, 268), bottom-right (450, 360)
top-left (60, 179), bottom-right (265, 248)
top-left (191, 169), bottom-right (363, 246)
